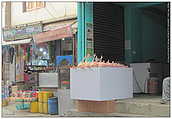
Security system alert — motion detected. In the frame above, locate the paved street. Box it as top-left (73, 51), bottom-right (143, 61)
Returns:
top-left (2, 95), bottom-right (170, 117)
top-left (2, 102), bottom-right (59, 117)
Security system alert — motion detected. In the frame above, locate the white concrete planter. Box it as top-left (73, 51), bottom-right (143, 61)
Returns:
top-left (70, 67), bottom-right (133, 101)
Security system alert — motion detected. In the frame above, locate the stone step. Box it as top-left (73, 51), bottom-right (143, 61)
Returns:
top-left (65, 110), bottom-right (145, 117)
top-left (115, 99), bottom-right (170, 117)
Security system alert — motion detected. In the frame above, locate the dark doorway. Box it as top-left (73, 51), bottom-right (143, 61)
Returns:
top-left (93, 3), bottom-right (124, 62)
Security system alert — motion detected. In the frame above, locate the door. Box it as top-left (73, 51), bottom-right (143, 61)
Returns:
top-left (93, 3), bottom-right (124, 62)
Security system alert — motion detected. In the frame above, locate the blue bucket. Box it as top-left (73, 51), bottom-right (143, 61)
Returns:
top-left (48, 97), bottom-right (58, 115)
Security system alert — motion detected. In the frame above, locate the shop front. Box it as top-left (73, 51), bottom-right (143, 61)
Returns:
top-left (77, 2), bottom-right (169, 94)
top-left (2, 19), bottom-right (77, 113)
top-left (2, 23), bottom-right (43, 109)
top-left (32, 23), bottom-right (76, 89)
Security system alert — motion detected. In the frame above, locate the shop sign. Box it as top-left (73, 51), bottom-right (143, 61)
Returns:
top-left (33, 25), bottom-right (73, 44)
top-left (2, 23), bottom-right (43, 41)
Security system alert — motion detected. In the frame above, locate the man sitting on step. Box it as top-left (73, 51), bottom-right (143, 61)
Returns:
top-left (161, 77), bottom-right (170, 104)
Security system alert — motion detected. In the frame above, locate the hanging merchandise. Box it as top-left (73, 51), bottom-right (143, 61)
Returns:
top-left (48, 42), bottom-right (55, 64)
top-left (2, 46), bottom-right (11, 63)
top-left (16, 45), bottom-right (25, 82)
top-left (9, 47), bottom-right (15, 64)
top-left (27, 47), bottom-right (30, 63)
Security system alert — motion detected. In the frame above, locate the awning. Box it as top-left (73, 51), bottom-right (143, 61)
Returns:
top-left (2, 38), bottom-right (32, 45)
top-left (33, 25), bottom-right (73, 44)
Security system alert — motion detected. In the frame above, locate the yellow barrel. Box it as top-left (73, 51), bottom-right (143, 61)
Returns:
top-left (42, 91), bottom-right (54, 103)
top-left (43, 102), bottom-right (48, 114)
top-left (38, 102), bottom-right (43, 113)
top-left (30, 101), bottom-right (38, 113)
top-left (38, 92), bottom-right (43, 102)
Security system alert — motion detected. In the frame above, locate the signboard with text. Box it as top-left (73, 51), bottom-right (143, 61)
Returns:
top-left (3, 23), bottom-right (42, 41)
top-left (33, 25), bottom-right (73, 44)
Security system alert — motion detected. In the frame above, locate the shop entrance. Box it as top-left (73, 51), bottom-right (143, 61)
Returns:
top-left (93, 3), bottom-right (125, 62)
top-left (91, 3), bottom-right (168, 65)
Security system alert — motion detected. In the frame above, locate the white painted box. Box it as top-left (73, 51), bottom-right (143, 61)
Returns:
top-left (70, 67), bottom-right (133, 101)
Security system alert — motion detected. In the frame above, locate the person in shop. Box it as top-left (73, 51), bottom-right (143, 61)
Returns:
top-left (24, 66), bottom-right (32, 74)
top-left (161, 77), bottom-right (170, 104)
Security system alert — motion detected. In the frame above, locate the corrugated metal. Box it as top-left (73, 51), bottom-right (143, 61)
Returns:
top-left (93, 3), bottom-right (124, 62)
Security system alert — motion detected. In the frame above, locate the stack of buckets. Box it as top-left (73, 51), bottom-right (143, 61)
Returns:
top-left (30, 91), bottom-right (53, 113)
top-left (38, 91), bottom-right (54, 114)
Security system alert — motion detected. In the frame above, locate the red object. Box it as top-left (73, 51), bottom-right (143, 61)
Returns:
top-left (24, 74), bottom-right (29, 81)
top-left (62, 81), bottom-right (70, 85)
top-left (33, 25), bottom-right (73, 44)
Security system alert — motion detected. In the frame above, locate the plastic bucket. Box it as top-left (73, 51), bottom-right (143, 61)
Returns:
top-left (43, 102), bottom-right (48, 114)
top-left (48, 97), bottom-right (58, 115)
top-left (38, 102), bottom-right (43, 113)
top-left (30, 101), bottom-right (38, 113)
top-left (43, 91), bottom-right (53, 103)
top-left (38, 92), bottom-right (43, 102)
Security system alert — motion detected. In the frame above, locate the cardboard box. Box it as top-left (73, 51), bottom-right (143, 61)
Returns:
top-left (76, 100), bottom-right (116, 113)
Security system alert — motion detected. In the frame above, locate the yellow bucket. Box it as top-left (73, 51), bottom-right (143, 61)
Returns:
top-left (42, 91), bottom-right (53, 103)
top-left (43, 102), bottom-right (48, 114)
top-left (38, 92), bottom-right (43, 102)
top-left (2, 99), bottom-right (8, 107)
top-left (30, 101), bottom-right (38, 113)
top-left (38, 102), bottom-right (43, 113)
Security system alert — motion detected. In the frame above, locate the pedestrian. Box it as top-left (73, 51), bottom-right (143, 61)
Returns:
top-left (160, 77), bottom-right (170, 104)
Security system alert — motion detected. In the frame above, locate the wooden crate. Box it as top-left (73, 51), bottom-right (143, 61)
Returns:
top-left (76, 100), bottom-right (116, 113)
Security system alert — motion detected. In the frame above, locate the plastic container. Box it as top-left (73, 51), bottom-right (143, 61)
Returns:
top-left (148, 77), bottom-right (159, 94)
top-left (23, 102), bottom-right (30, 109)
top-left (2, 99), bottom-right (8, 107)
top-left (42, 91), bottom-right (53, 103)
top-left (38, 92), bottom-right (43, 102)
top-left (38, 102), bottom-right (43, 113)
top-left (43, 102), bottom-right (48, 114)
top-left (30, 101), bottom-right (38, 113)
top-left (48, 97), bottom-right (58, 115)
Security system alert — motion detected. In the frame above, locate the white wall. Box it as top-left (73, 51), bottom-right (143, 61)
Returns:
top-left (2, 2), bottom-right (6, 28)
top-left (11, 2), bottom-right (77, 26)
top-left (1, 2), bottom-right (6, 43)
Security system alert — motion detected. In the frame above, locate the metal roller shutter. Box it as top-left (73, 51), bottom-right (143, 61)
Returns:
top-left (93, 3), bottom-right (124, 62)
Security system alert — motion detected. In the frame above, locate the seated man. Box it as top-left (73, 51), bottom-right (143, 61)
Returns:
top-left (161, 77), bottom-right (170, 104)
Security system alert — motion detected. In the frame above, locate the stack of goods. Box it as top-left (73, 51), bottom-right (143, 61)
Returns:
top-left (60, 68), bottom-right (70, 89)
top-left (13, 91), bottom-right (38, 110)
top-left (71, 55), bottom-right (128, 69)
top-left (38, 91), bottom-right (54, 114)
top-left (15, 98), bottom-right (25, 110)
top-left (2, 84), bottom-right (9, 107)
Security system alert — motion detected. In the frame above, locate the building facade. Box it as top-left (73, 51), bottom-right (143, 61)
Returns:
top-left (2, 1), bottom-right (77, 84)
top-left (10, 2), bottom-right (76, 26)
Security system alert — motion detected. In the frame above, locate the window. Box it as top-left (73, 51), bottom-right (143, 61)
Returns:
top-left (61, 38), bottom-right (73, 56)
top-left (23, 1), bottom-right (45, 12)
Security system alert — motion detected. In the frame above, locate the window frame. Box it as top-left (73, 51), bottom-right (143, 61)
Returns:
top-left (23, 1), bottom-right (46, 12)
